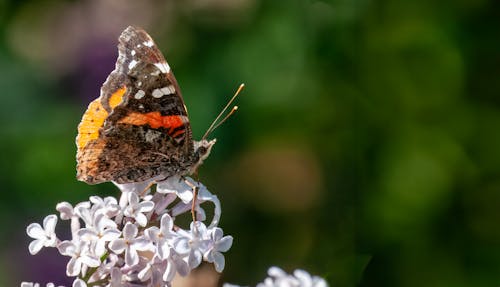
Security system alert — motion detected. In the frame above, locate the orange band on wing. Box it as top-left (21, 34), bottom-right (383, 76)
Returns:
top-left (108, 86), bottom-right (127, 109)
top-left (76, 99), bottom-right (109, 150)
top-left (118, 112), bottom-right (186, 130)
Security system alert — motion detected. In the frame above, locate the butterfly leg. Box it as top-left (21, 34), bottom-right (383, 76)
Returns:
top-left (182, 177), bottom-right (199, 222)
top-left (139, 181), bottom-right (155, 197)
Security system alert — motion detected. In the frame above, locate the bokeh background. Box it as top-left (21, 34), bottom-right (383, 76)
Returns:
top-left (1, 0), bottom-right (499, 286)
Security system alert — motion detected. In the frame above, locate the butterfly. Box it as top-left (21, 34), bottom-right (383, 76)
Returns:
top-left (76, 26), bottom-right (222, 185)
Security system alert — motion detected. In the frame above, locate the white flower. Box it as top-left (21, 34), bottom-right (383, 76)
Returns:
top-left (173, 221), bottom-right (210, 269)
top-left (123, 192), bottom-right (155, 227)
top-left (145, 214), bottom-right (175, 260)
top-left (77, 213), bottom-right (121, 256)
top-left (293, 269), bottom-right (328, 287)
top-left (164, 249), bottom-right (190, 281)
top-left (205, 227), bottom-right (233, 272)
top-left (256, 267), bottom-right (329, 287)
top-left (72, 278), bottom-right (87, 287)
top-left (58, 240), bottom-right (100, 276)
top-left (89, 196), bottom-right (120, 217)
top-left (26, 214), bottom-right (58, 255)
top-left (109, 222), bottom-right (152, 266)
top-left (24, 175), bottom-right (235, 287)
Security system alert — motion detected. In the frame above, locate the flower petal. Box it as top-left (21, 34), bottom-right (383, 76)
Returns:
top-left (138, 201), bottom-right (154, 212)
top-left (212, 252), bottom-right (225, 272)
top-left (173, 238), bottom-right (190, 254)
top-left (26, 223), bottom-right (45, 239)
top-left (28, 239), bottom-right (44, 255)
top-left (125, 247), bottom-right (139, 266)
top-left (72, 278), bottom-right (87, 287)
top-left (135, 213), bottom-right (148, 227)
top-left (122, 222), bottom-right (138, 239)
top-left (216, 236), bottom-right (233, 252)
top-left (188, 250), bottom-right (202, 269)
top-left (56, 202), bottom-right (74, 220)
top-left (77, 228), bottom-right (98, 241)
top-left (109, 239), bottom-right (126, 254)
top-left (80, 255), bottom-right (101, 268)
top-left (133, 238), bottom-right (152, 251)
top-left (57, 241), bottom-right (76, 256)
top-left (101, 229), bottom-right (121, 241)
top-left (66, 257), bottom-right (81, 276)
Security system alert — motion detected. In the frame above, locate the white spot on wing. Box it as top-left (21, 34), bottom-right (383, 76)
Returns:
top-left (154, 62), bottom-right (171, 74)
top-left (134, 90), bottom-right (145, 99)
top-left (152, 89), bottom-right (163, 98)
top-left (128, 60), bottom-right (138, 70)
top-left (144, 40), bottom-right (154, 47)
top-left (131, 50), bottom-right (136, 56)
top-left (137, 81), bottom-right (142, 87)
top-left (160, 85), bottom-right (176, 95)
top-left (150, 70), bottom-right (160, 76)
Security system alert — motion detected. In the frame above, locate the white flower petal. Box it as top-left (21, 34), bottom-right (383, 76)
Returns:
top-left (135, 213), bottom-right (148, 227)
top-left (157, 241), bottom-right (170, 260)
top-left (176, 188), bottom-right (193, 203)
top-left (94, 240), bottom-right (106, 257)
top-left (173, 238), bottom-right (190, 254)
top-left (212, 228), bottom-right (223, 241)
top-left (110, 267), bottom-right (123, 287)
top-left (160, 214), bottom-right (173, 233)
top-left (313, 277), bottom-right (328, 287)
top-left (101, 229), bottom-right (121, 241)
top-left (188, 250), bottom-right (202, 269)
top-left (212, 252), bottom-right (225, 272)
top-left (77, 228), bottom-right (98, 241)
top-left (163, 261), bottom-right (176, 282)
top-left (138, 201), bottom-right (154, 212)
top-left (80, 255), bottom-right (101, 268)
top-left (134, 238), bottom-right (152, 251)
top-left (43, 214), bottom-right (57, 235)
top-left (109, 239), bottom-right (126, 254)
top-left (172, 253), bottom-right (190, 277)
top-left (145, 226), bottom-right (159, 241)
top-left (26, 223), bottom-right (45, 239)
top-left (268, 266), bottom-right (287, 278)
top-left (123, 222), bottom-right (138, 239)
top-left (66, 257), bottom-right (81, 276)
top-left (72, 278), bottom-right (87, 287)
top-left (216, 236), bottom-right (233, 252)
top-left (294, 269), bottom-right (311, 285)
top-left (28, 239), bottom-right (44, 255)
top-left (138, 264), bottom-right (152, 281)
top-left (125, 247), bottom-right (139, 266)
top-left (128, 192), bottom-right (140, 205)
top-left (56, 202), bottom-right (74, 220)
top-left (57, 241), bottom-right (76, 256)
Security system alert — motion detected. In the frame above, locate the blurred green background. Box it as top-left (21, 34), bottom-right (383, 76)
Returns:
top-left (1, 0), bottom-right (500, 286)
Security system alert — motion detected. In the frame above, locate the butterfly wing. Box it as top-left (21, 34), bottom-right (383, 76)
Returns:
top-left (76, 26), bottom-right (193, 184)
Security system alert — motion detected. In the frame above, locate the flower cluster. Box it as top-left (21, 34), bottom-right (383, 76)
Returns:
top-left (24, 176), bottom-right (232, 287)
top-left (225, 267), bottom-right (329, 287)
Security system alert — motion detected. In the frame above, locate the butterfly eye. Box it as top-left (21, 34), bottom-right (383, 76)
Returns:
top-left (197, 146), bottom-right (207, 155)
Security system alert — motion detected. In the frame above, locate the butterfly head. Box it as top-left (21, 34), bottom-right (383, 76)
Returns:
top-left (191, 139), bottom-right (217, 174)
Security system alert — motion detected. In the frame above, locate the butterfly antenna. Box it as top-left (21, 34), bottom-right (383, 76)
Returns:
top-left (202, 83), bottom-right (244, 139)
